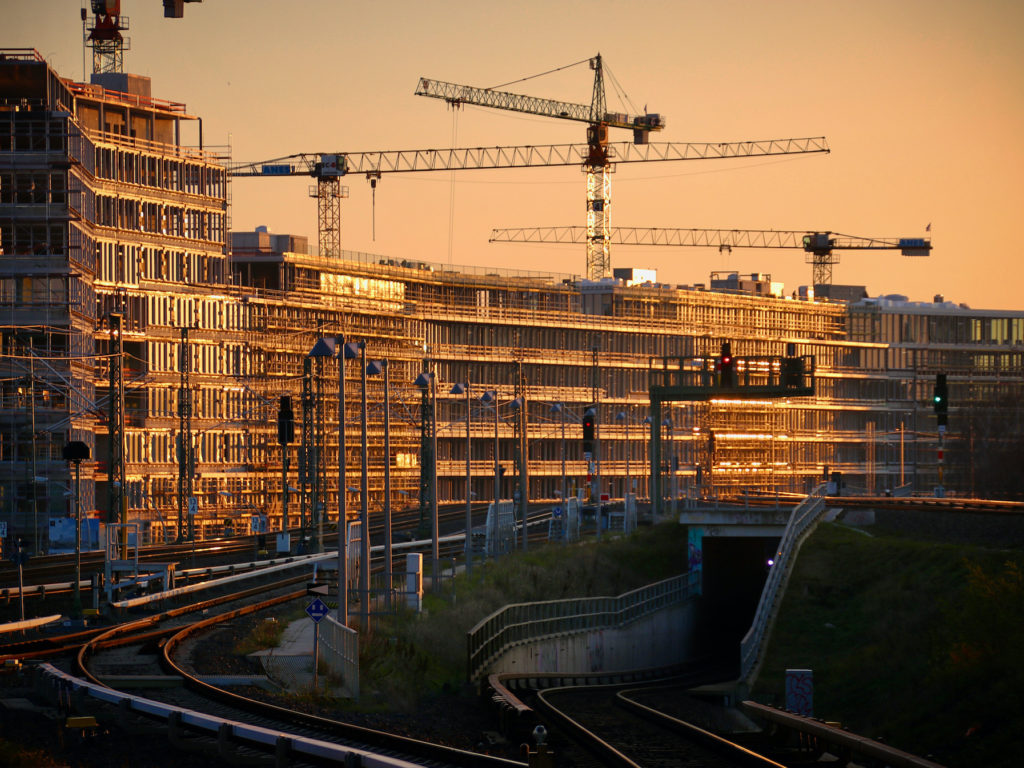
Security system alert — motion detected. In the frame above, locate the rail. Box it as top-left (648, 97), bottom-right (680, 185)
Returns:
top-left (741, 701), bottom-right (947, 768)
top-left (35, 663), bottom-right (425, 768)
top-left (466, 571), bottom-right (700, 682)
top-left (739, 485), bottom-right (828, 685)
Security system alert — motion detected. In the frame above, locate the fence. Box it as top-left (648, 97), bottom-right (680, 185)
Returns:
top-left (608, 493), bottom-right (637, 534)
top-left (738, 484), bottom-right (828, 686)
top-left (318, 613), bottom-right (359, 699)
top-left (485, 501), bottom-right (516, 557)
top-left (466, 571), bottom-right (700, 682)
top-left (547, 496), bottom-right (581, 543)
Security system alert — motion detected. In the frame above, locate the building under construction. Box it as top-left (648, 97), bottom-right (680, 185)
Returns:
top-left (3, 50), bottom-right (1024, 551)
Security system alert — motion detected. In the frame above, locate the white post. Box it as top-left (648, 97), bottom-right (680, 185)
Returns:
top-left (406, 552), bottom-right (423, 611)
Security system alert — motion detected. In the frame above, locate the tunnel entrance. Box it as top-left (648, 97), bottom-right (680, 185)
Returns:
top-left (693, 535), bottom-right (780, 665)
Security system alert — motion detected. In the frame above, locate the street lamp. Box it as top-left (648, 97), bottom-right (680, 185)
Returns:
top-left (663, 417), bottom-right (676, 516)
top-left (550, 403), bottom-right (567, 508)
top-left (415, 370), bottom-right (439, 591)
top-left (367, 359), bottom-right (391, 600)
top-left (509, 396), bottom-right (526, 551)
top-left (308, 337), bottom-right (337, 553)
top-left (642, 416), bottom-right (654, 513)
top-left (450, 382), bottom-right (473, 574)
top-left (616, 410), bottom-right (631, 499)
top-left (62, 440), bottom-right (90, 618)
top-left (358, 342), bottom-right (372, 630)
top-left (584, 406), bottom-right (601, 541)
top-left (480, 390), bottom-right (499, 505)
top-left (335, 338), bottom-right (360, 625)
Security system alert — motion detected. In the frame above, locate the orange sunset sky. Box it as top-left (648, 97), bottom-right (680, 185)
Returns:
top-left (7, 1), bottom-right (1023, 311)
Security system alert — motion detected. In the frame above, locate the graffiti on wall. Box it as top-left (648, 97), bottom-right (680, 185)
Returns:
top-left (785, 668), bottom-right (814, 717)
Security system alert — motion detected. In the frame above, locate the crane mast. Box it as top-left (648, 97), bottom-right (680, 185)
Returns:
top-left (416, 54), bottom-right (668, 280)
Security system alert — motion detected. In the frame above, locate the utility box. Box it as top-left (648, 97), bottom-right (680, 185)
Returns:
top-left (405, 553), bottom-right (423, 612)
top-left (276, 533), bottom-right (291, 555)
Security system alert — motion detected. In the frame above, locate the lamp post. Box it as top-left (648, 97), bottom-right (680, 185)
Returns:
top-left (277, 396), bottom-right (294, 534)
top-left (335, 338), bottom-right (360, 625)
top-left (358, 341), bottom-right (371, 631)
top-left (415, 370), bottom-right (439, 591)
top-left (63, 440), bottom-right (90, 618)
top-left (663, 417), bottom-right (676, 516)
top-left (551, 403), bottom-right (567, 506)
top-left (509, 396), bottom-right (526, 551)
top-left (308, 338), bottom-right (336, 554)
top-left (480, 390), bottom-right (499, 504)
top-left (616, 410), bottom-right (631, 499)
top-left (450, 382), bottom-right (473, 574)
top-left (367, 359), bottom-right (391, 597)
top-left (584, 406), bottom-right (601, 541)
top-left (642, 415), bottom-right (654, 513)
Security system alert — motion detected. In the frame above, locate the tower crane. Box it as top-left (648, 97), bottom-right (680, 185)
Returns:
top-left (415, 54), bottom-right (827, 280)
top-left (488, 226), bottom-right (932, 287)
top-left (82, 1), bottom-right (202, 75)
top-left (228, 137), bottom-right (829, 264)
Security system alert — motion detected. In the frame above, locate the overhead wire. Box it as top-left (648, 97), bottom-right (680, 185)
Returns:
top-left (487, 56), bottom-right (593, 91)
top-left (602, 61), bottom-right (641, 116)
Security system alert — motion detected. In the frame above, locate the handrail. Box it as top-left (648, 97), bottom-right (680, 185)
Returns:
top-left (739, 485), bottom-right (828, 685)
top-left (466, 571), bottom-right (699, 682)
top-left (318, 613), bottom-right (360, 699)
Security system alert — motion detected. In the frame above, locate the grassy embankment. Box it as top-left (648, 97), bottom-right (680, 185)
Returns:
top-left (753, 521), bottom-right (1024, 768)
top-left (234, 516), bottom-right (1023, 767)
top-left (358, 522), bottom-right (690, 708)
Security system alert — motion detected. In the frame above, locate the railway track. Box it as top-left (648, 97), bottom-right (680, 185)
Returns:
top-left (0, 501), bottom-right (497, 602)
top-left (49, 573), bottom-right (522, 768)
top-left (535, 679), bottom-right (785, 768)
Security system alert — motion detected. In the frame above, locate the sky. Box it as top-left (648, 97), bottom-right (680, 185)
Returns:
top-left (7, 1), bottom-right (1024, 311)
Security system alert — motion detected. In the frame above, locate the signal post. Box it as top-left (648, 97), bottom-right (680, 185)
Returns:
top-left (648, 343), bottom-right (816, 518)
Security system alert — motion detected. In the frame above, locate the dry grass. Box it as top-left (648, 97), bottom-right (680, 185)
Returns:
top-left (360, 522), bottom-right (689, 708)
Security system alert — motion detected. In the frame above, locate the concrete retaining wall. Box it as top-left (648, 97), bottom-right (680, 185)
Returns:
top-left (487, 600), bottom-right (698, 677)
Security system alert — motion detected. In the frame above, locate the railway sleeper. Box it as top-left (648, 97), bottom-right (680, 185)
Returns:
top-left (167, 710), bottom-right (273, 766)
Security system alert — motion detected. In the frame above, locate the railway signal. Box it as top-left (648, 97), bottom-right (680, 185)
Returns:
top-left (277, 396), bottom-right (295, 445)
top-left (582, 408), bottom-right (595, 454)
top-left (718, 342), bottom-right (736, 387)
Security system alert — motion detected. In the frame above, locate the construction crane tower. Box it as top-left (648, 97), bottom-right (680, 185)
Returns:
top-left (81, 1), bottom-right (203, 76)
top-left (416, 54), bottom-right (667, 281)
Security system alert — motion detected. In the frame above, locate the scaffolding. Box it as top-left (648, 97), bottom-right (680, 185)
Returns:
top-left (2, 50), bottom-right (1024, 550)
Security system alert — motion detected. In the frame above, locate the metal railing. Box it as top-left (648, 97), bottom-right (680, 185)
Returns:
top-left (317, 613), bottom-right (359, 699)
top-left (608, 494), bottom-right (637, 534)
top-left (466, 571), bottom-right (700, 681)
top-left (739, 484), bottom-right (828, 685)
top-left (484, 501), bottom-right (516, 557)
